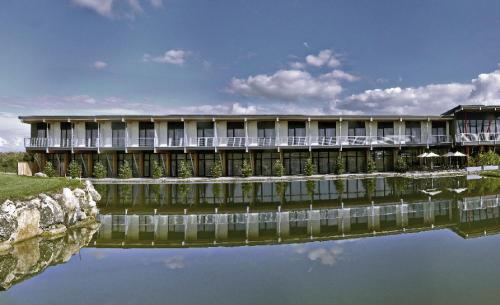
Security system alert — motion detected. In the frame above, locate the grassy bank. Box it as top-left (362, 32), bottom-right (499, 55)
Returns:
top-left (0, 174), bottom-right (83, 202)
top-left (481, 170), bottom-right (500, 178)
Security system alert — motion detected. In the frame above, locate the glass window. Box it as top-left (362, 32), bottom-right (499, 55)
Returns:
top-left (288, 121), bottom-right (306, 137)
top-left (112, 122), bottom-right (126, 147)
top-left (139, 122), bottom-right (155, 147)
top-left (318, 122), bottom-right (336, 138)
top-left (348, 121), bottom-right (366, 136)
top-left (60, 122), bottom-right (72, 147)
top-left (227, 122), bottom-right (245, 137)
top-left (405, 121), bottom-right (421, 143)
top-left (198, 153), bottom-right (217, 177)
top-left (255, 152), bottom-right (280, 176)
top-left (168, 122), bottom-right (184, 146)
top-left (85, 122), bottom-right (98, 147)
top-left (377, 122), bottom-right (394, 137)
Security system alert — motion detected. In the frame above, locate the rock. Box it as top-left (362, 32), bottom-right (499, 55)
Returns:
top-left (60, 188), bottom-right (80, 226)
top-left (12, 205), bottom-right (42, 242)
top-left (85, 180), bottom-right (101, 201)
top-left (38, 194), bottom-right (64, 228)
top-left (34, 172), bottom-right (47, 178)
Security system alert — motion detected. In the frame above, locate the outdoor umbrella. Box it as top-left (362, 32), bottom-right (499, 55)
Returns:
top-left (452, 151), bottom-right (466, 168)
top-left (417, 152), bottom-right (428, 158)
top-left (425, 152), bottom-right (440, 169)
top-left (442, 152), bottom-right (455, 168)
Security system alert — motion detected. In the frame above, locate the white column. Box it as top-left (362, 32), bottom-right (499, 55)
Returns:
top-left (213, 118), bottom-right (218, 152)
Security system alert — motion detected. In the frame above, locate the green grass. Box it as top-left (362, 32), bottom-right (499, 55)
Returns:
top-left (0, 173), bottom-right (84, 202)
top-left (481, 170), bottom-right (500, 178)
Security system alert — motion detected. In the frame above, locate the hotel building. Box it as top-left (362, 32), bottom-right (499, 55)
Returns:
top-left (19, 105), bottom-right (500, 177)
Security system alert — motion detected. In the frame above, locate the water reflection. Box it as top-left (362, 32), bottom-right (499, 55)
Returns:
top-left (92, 177), bottom-right (500, 248)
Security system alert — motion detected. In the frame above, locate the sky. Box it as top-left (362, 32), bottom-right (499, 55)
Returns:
top-left (2, 0), bottom-right (500, 151)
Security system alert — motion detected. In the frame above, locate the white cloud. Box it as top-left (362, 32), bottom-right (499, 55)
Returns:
top-left (93, 61), bottom-right (108, 70)
top-left (143, 49), bottom-right (188, 65)
top-left (293, 245), bottom-right (344, 266)
top-left (228, 69), bottom-right (344, 102)
top-left (0, 112), bottom-right (30, 152)
top-left (163, 256), bottom-right (185, 269)
top-left (305, 49), bottom-right (341, 68)
top-left (72, 0), bottom-right (113, 17)
top-left (150, 0), bottom-right (163, 8)
top-left (320, 70), bottom-right (359, 82)
top-left (289, 62), bottom-right (306, 69)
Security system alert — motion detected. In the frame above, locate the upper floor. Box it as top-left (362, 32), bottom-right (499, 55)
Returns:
top-left (20, 114), bottom-right (453, 151)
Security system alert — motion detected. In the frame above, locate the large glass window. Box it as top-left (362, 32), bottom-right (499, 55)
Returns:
top-left (31, 123), bottom-right (47, 138)
top-left (343, 150), bottom-right (366, 173)
top-left (431, 121), bottom-right (446, 143)
top-left (227, 122), bottom-right (245, 147)
top-left (377, 122), bottom-right (394, 137)
top-left (139, 122), bottom-right (155, 147)
top-left (198, 153), bottom-right (217, 177)
top-left (257, 121), bottom-right (275, 146)
top-left (143, 153), bottom-right (159, 177)
top-left (112, 122), bottom-right (126, 147)
top-left (318, 122), bottom-right (336, 138)
top-left (372, 150), bottom-right (394, 172)
top-left (85, 122), bottom-right (98, 147)
top-left (348, 121), bottom-right (366, 137)
top-left (283, 151), bottom-right (309, 175)
top-left (60, 122), bottom-right (72, 147)
top-left (405, 121), bottom-right (421, 144)
top-left (168, 122), bottom-right (184, 146)
top-left (312, 151), bottom-right (338, 174)
top-left (197, 122), bottom-right (214, 146)
top-left (170, 153), bottom-right (188, 177)
top-left (255, 152), bottom-right (280, 176)
top-left (288, 122), bottom-right (306, 145)
top-left (227, 152), bottom-right (246, 176)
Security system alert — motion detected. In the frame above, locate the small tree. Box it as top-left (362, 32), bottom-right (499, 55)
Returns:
top-left (179, 160), bottom-right (193, 179)
top-left (395, 156), bottom-right (408, 173)
top-left (467, 155), bottom-right (477, 167)
top-left (210, 159), bottom-right (223, 178)
top-left (304, 158), bottom-right (316, 176)
top-left (478, 150), bottom-right (499, 166)
top-left (241, 159), bottom-right (253, 177)
top-left (335, 155), bottom-right (345, 175)
top-left (93, 161), bottom-right (107, 178)
top-left (43, 161), bottom-right (56, 177)
top-left (118, 160), bottom-right (133, 179)
top-left (273, 159), bottom-right (285, 176)
top-left (152, 160), bottom-right (163, 179)
top-left (68, 160), bottom-right (82, 178)
top-left (367, 155), bottom-right (377, 173)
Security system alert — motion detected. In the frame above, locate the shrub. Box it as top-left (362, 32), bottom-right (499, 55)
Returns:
top-left (467, 155), bottom-right (477, 167)
top-left (210, 159), bottom-right (223, 178)
top-left (395, 156), bottom-right (408, 173)
top-left (241, 159), bottom-right (253, 177)
top-left (367, 155), bottom-right (377, 173)
top-left (152, 160), bottom-right (163, 179)
top-left (93, 161), bottom-right (107, 178)
top-left (335, 155), bottom-right (345, 175)
top-left (0, 152), bottom-right (30, 173)
top-left (43, 161), bottom-right (56, 177)
top-left (304, 158), bottom-right (316, 176)
top-left (273, 159), bottom-right (285, 176)
top-left (68, 160), bottom-right (82, 178)
top-left (179, 160), bottom-right (193, 179)
top-left (477, 150), bottom-right (499, 166)
top-left (118, 160), bottom-right (133, 179)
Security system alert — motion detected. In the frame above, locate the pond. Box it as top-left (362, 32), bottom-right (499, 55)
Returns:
top-left (2, 176), bottom-right (500, 305)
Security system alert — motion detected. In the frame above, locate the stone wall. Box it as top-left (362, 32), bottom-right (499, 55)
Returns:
top-left (0, 180), bottom-right (100, 252)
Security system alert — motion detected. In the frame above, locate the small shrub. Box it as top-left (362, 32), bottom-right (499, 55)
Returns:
top-left (335, 155), bottom-right (345, 175)
top-left (93, 161), bottom-right (107, 178)
top-left (395, 156), bottom-right (408, 173)
top-left (304, 158), bottom-right (316, 176)
top-left (273, 159), bottom-right (285, 176)
top-left (467, 155), bottom-right (477, 167)
top-left (68, 160), bottom-right (82, 178)
top-left (43, 161), bottom-right (56, 177)
top-left (241, 159), bottom-right (253, 177)
top-left (118, 160), bottom-right (133, 179)
top-left (210, 159), bottom-right (223, 178)
top-left (478, 150), bottom-right (499, 166)
top-left (152, 160), bottom-right (163, 179)
top-left (179, 160), bottom-right (193, 179)
top-left (367, 156), bottom-right (377, 173)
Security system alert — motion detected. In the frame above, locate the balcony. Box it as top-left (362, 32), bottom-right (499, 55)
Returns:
top-left (137, 137), bottom-right (155, 148)
top-left (24, 137), bottom-right (49, 148)
top-left (73, 138), bottom-right (99, 148)
top-left (456, 133), bottom-right (500, 145)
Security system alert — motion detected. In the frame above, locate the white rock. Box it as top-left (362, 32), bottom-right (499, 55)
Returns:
top-left (34, 172), bottom-right (47, 178)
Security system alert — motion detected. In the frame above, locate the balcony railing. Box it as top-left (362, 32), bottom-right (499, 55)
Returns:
top-left (23, 134), bottom-right (455, 150)
top-left (456, 133), bottom-right (500, 144)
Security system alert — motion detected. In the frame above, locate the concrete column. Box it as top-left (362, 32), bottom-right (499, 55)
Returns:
top-left (307, 209), bottom-right (321, 236)
top-left (126, 215), bottom-right (140, 241)
top-left (99, 215), bottom-right (112, 239)
top-left (278, 211), bottom-right (290, 238)
top-left (215, 214), bottom-right (228, 240)
top-left (246, 213), bottom-right (259, 240)
top-left (184, 215), bottom-right (198, 241)
top-left (155, 215), bottom-right (169, 241)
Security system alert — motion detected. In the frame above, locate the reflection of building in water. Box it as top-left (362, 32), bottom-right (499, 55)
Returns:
top-left (93, 194), bottom-right (500, 248)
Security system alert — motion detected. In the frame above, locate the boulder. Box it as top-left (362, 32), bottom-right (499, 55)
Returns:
top-left (0, 201), bottom-right (17, 242)
top-left (60, 188), bottom-right (80, 226)
top-left (38, 194), bottom-right (64, 228)
top-left (85, 180), bottom-right (101, 201)
top-left (34, 172), bottom-right (47, 178)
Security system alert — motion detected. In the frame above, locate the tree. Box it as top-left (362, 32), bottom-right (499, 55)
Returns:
top-left (179, 160), bottom-right (193, 179)
top-left (273, 159), bottom-right (285, 176)
top-left (118, 160), bottom-right (133, 179)
top-left (152, 160), bottom-right (163, 179)
top-left (43, 161), bottom-right (56, 177)
top-left (335, 155), bottom-right (345, 175)
top-left (395, 156), bottom-right (408, 173)
top-left (478, 150), bottom-right (499, 166)
top-left (304, 158), bottom-right (316, 176)
top-left (93, 161), bottom-right (107, 178)
top-left (241, 159), bottom-right (253, 177)
top-left (68, 160), bottom-right (81, 178)
top-left (210, 159), bottom-right (223, 178)
top-left (367, 155), bottom-right (377, 173)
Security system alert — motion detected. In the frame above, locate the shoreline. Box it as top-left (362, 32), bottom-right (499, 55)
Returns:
top-left (90, 169), bottom-right (467, 185)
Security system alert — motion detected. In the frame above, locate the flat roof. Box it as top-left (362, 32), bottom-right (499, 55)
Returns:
top-left (18, 114), bottom-right (450, 123)
top-left (441, 104), bottom-right (500, 116)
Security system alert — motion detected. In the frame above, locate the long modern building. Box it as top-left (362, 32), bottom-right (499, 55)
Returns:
top-left (19, 104), bottom-right (500, 177)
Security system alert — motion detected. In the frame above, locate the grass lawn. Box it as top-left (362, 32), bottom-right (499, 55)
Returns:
top-left (481, 170), bottom-right (500, 178)
top-left (0, 173), bottom-right (84, 202)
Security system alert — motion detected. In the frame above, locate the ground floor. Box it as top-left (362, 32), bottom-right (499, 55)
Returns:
top-left (26, 147), bottom-right (464, 178)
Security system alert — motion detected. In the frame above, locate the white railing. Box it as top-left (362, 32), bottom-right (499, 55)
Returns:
top-left (72, 137), bottom-right (100, 148)
top-left (24, 137), bottom-right (49, 148)
top-left (136, 137), bottom-right (155, 148)
top-left (427, 134), bottom-right (451, 145)
top-left (216, 137), bottom-right (246, 147)
top-left (456, 133), bottom-right (500, 144)
top-left (276, 136), bottom-right (308, 146)
top-left (247, 137), bottom-right (275, 147)
top-left (188, 137), bottom-right (215, 147)
top-left (309, 136), bottom-right (338, 146)
top-left (100, 137), bottom-right (126, 148)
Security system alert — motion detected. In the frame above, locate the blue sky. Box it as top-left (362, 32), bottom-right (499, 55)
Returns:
top-left (2, 0), bottom-right (500, 150)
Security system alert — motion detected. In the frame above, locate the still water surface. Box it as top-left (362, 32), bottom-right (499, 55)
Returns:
top-left (1, 176), bottom-right (500, 305)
